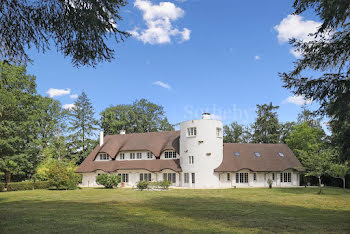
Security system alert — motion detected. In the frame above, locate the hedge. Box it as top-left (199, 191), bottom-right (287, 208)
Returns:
top-left (33, 181), bottom-right (50, 189)
top-left (7, 182), bottom-right (34, 191)
top-left (6, 181), bottom-right (51, 191)
top-left (0, 183), bottom-right (5, 192)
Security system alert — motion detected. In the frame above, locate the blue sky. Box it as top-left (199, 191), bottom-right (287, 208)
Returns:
top-left (27, 0), bottom-right (323, 127)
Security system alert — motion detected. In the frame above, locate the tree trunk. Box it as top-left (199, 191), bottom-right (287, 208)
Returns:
top-left (342, 177), bottom-right (345, 189)
top-left (318, 176), bottom-right (322, 194)
top-left (5, 171), bottom-right (11, 185)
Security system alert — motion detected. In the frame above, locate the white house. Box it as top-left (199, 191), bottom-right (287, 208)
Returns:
top-left (76, 113), bottom-right (303, 188)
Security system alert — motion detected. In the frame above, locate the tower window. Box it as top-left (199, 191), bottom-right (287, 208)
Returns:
top-left (216, 128), bottom-right (222, 137)
top-left (189, 156), bottom-right (194, 164)
top-left (187, 127), bottom-right (197, 137)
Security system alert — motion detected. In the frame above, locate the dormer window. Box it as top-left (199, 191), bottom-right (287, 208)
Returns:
top-left (147, 152), bottom-right (153, 159)
top-left (234, 152), bottom-right (240, 157)
top-left (120, 153), bottom-right (125, 160)
top-left (278, 152), bottom-right (284, 157)
top-left (187, 127), bottom-right (197, 137)
top-left (99, 153), bottom-right (110, 160)
top-left (165, 151), bottom-right (177, 159)
top-left (254, 152), bottom-right (261, 157)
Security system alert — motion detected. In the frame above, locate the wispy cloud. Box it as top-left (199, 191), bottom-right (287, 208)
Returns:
top-left (70, 94), bottom-right (78, 99)
top-left (283, 95), bottom-right (312, 106)
top-left (47, 88), bottom-right (70, 98)
top-left (129, 0), bottom-right (190, 44)
top-left (153, 81), bottom-right (171, 90)
top-left (254, 55), bottom-right (261, 60)
top-left (63, 104), bottom-right (75, 110)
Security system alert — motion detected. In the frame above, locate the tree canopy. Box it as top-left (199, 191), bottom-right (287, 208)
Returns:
top-left (100, 99), bottom-right (174, 135)
top-left (0, 0), bottom-right (129, 67)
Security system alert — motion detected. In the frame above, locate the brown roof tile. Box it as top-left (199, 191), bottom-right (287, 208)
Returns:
top-left (214, 143), bottom-right (304, 172)
top-left (76, 131), bottom-right (181, 173)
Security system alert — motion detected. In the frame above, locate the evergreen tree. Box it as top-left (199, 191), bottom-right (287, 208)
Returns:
top-left (0, 0), bottom-right (129, 66)
top-left (251, 102), bottom-right (280, 143)
top-left (68, 91), bottom-right (98, 164)
top-left (281, 0), bottom-right (350, 161)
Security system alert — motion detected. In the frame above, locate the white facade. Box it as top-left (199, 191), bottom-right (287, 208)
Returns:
top-left (179, 115), bottom-right (223, 188)
top-left (80, 113), bottom-right (301, 188)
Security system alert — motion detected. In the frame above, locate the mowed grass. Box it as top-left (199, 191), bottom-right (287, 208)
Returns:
top-left (0, 187), bottom-right (350, 233)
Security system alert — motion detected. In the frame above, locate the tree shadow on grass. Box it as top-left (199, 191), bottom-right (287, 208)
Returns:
top-left (271, 187), bottom-right (350, 195)
top-left (1, 194), bottom-right (350, 233)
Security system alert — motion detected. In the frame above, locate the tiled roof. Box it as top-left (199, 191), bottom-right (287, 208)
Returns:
top-left (214, 143), bottom-right (304, 172)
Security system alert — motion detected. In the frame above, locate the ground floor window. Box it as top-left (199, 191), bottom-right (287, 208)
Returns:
top-left (272, 173), bottom-right (275, 181)
top-left (184, 173), bottom-right (189, 183)
top-left (140, 173), bottom-right (151, 181)
top-left (118, 173), bottom-right (129, 183)
top-left (227, 173), bottom-right (231, 181)
top-left (163, 173), bottom-right (176, 183)
top-left (236, 172), bottom-right (248, 183)
top-left (191, 173), bottom-right (195, 184)
top-left (280, 172), bottom-right (291, 183)
top-left (253, 173), bottom-right (257, 181)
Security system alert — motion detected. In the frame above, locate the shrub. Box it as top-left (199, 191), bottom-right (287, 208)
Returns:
top-left (136, 181), bottom-right (149, 191)
top-left (47, 161), bottom-right (81, 190)
top-left (0, 183), bottom-right (5, 192)
top-left (160, 180), bottom-right (171, 190)
top-left (267, 178), bottom-right (273, 189)
top-left (96, 174), bottom-right (121, 189)
top-left (33, 181), bottom-right (50, 189)
top-left (7, 182), bottom-right (34, 191)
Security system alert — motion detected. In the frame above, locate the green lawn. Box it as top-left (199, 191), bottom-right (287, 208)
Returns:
top-left (0, 187), bottom-right (350, 233)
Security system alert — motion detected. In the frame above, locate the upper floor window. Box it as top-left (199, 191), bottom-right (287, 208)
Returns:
top-left (137, 152), bottom-right (142, 159)
top-left (187, 127), bottom-right (197, 137)
top-left (99, 153), bottom-right (110, 160)
top-left (189, 156), bottom-right (194, 164)
top-left (147, 152), bottom-right (153, 159)
top-left (120, 153), bottom-right (125, 160)
top-left (254, 152), bottom-right (261, 157)
top-left (130, 153), bottom-right (135, 160)
top-left (165, 151), bottom-right (177, 159)
top-left (216, 128), bottom-right (222, 137)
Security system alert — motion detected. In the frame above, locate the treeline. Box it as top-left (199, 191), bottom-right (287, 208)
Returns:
top-left (0, 62), bottom-right (173, 183)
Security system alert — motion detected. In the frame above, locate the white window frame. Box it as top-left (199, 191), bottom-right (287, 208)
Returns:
top-left (98, 153), bottom-right (110, 161)
top-left (147, 152), bottom-right (153, 159)
top-left (227, 173), bottom-right (231, 181)
top-left (130, 153), bottom-right (135, 160)
top-left (280, 172), bottom-right (291, 183)
top-left (120, 153), bottom-right (125, 160)
top-left (118, 173), bottom-right (129, 183)
top-left (236, 172), bottom-right (248, 183)
top-left (191, 173), bottom-right (195, 184)
top-left (187, 127), bottom-right (197, 137)
top-left (189, 156), bottom-right (194, 164)
top-left (136, 152), bottom-right (142, 159)
top-left (165, 151), bottom-right (177, 159)
top-left (184, 173), bottom-right (189, 183)
top-left (216, 127), bottom-right (222, 138)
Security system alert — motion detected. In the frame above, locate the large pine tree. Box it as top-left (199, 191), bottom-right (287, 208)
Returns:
top-left (68, 91), bottom-right (98, 164)
top-left (251, 102), bottom-right (281, 144)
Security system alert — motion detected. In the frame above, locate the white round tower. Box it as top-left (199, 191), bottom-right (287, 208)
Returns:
top-left (180, 113), bottom-right (223, 188)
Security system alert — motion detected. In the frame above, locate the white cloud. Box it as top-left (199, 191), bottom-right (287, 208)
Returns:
top-left (153, 81), bottom-right (171, 90)
top-left (130, 0), bottom-right (191, 44)
top-left (254, 55), bottom-right (261, 60)
top-left (274, 15), bottom-right (322, 58)
top-left (47, 88), bottom-right (70, 98)
top-left (70, 94), bottom-right (78, 99)
top-left (283, 95), bottom-right (312, 106)
top-left (63, 104), bottom-right (75, 110)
